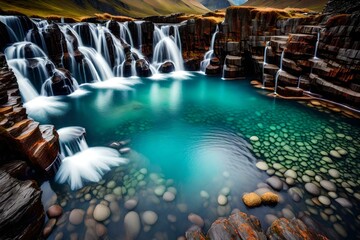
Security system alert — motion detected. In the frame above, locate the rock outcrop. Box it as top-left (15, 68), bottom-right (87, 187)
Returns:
top-left (0, 170), bottom-right (45, 239)
top-left (186, 211), bottom-right (327, 240)
top-left (0, 53), bottom-right (61, 175)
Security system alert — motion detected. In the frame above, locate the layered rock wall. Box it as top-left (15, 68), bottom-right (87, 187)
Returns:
top-left (0, 53), bottom-right (61, 175)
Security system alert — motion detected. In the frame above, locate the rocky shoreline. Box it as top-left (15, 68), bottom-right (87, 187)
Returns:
top-left (0, 0), bottom-right (359, 239)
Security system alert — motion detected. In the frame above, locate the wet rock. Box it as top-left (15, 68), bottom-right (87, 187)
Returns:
top-left (185, 225), bottom-right (206, 240)
top-left (242, 192), bottom-right (262, 208)
top-left (0, 171), bottom-right (46, 239)
top-left (96, 223), bottom-right (107, 237)
top-left (163, 191), bottom-right (175, 202)
top-left (159, 61), bottom-right (175, 73)
top-left (320, 180), bottom-right (337, 192)
top-left (318, 196), bottom-right (331, 206)
top-left (335, 198), bottom-right (352, 208)
top-left (69, 209), bottom-right (85, 225)
top-left (284, 169), bottom-right (297, 179)
top-left (188, 213), bottom-right (204, 227)
top-left (125, 199), bottom-right (138, 210)
top-left (305, 183), bottom-right (321, 196)
top-left (93, 204), bottom-right (111, 222)
top-left (256, 161), bottom-right (268, 170)
top-left (261, 192), bottom-right (279, 205)
top-left (142, 211), bottom-right (158, 226)
top-left (43, 218), bottom-right (57, 238)
top-left (267, 218), bottom-right (328, 239)
top-left (328, 169), bottom-right (340, 178)
top-left (207, 218), bottom-right (240, 239)
top-left (228, 212), bottom-right (266, 239)
top-left (267, 176), bottom-right (283, 191)
top-left (136, 59), bottom-right (152, 77)
top-left (217, 194), bottom-right (228, 206)
top-left (47, 204), bottom-right (63, 219)
top-left (124, 211), bottom-right (141, 240)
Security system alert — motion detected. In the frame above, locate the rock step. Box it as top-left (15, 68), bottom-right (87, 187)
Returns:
top-left (278, 71), bottom-right (299, 85)
top-left (16, 122), bottom-right (43, 152)
top-left (40, 125), bottom-right (58, 146)
top-left (6, 119), bottom-right (32, 138)
top-left (264, 64), bottom-right (279, 75)
top-left (225, 55), bottom-right (242, 67)
top-left (5, 107), bottom-right (27, 123)
top-left (0, 106), bottom-right (13, 115)
top-left (296, 25), bottom-right (323, 35)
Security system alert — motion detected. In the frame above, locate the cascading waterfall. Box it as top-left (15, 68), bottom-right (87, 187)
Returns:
top-left (274, 50), bottom-right (285, 95)
top-left (314, 31), bottom-right (320, 59)
top-left (262, 41), bottom-right (270, 88)
top-left (153, 25), bottom-right (184, 71)
top-left (135, 21), bottom-right (143, 51)
top-left (0, 16), bottom-right (26, 41)
top-left (27, 19), bottom-right (49, 53)
top-left (56, 126), bottom-right (129, 190)
top-left (200, 25), bottom-right (219, 73)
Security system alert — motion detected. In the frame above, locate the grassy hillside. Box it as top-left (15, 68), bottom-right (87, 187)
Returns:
top-left (0, 0), bottom-right (209, 19)
top-left (242, 0), bottom-right (327, 12)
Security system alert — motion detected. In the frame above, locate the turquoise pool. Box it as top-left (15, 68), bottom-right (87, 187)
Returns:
top-left (37, 73), bottom-right (360, 239)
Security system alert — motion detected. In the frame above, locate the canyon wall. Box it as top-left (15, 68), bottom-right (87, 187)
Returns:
top-left (0, 53), bottom-right (61, 239)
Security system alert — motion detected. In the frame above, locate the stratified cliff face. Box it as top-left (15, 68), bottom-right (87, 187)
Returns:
top-left (0, 170), bottom-right (45, 239)
top-left (0, 53), bottom-right (61, 175)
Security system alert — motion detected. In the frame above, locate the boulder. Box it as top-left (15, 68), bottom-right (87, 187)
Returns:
top-left (135, 59), bottom-right (152, 77)
top-left (267, 218), bottom-right (328, 240)
top-left (159, 61), bottom-right (175, 73)
top-left (0, 171), bottom-right (45, 239)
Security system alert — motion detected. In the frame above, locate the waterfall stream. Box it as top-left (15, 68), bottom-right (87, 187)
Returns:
top-left (200, 25), bottom-right (219, 73)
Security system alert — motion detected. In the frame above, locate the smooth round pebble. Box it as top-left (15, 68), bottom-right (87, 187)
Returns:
top-left (93, 204), bottom-right (111, 222)
top-left (256, 161), bottom-right (268, 171)
top-left (124, 212), bottom-right (141, 239)
top-left (318, 196), bottom-right (331, 206)
top-left (125, 199), bottom-right (138, 210)
top-left (188, 213), bottom-right (204, 227)
top-left (47, 205), bottom-right (63, 218)
top-left (250, 136), bottom-right (259, 141)
top-left (142, 211), bottom-right (158, 225)
top-left (335, 198), bottom-right (352, 208)
top-left (217, 194), bottom-right (228, 206)
top-left (163, 191), bottom-right (175, 202)
top-left (320, 180), bottom-right (337, 192)
top-left (284, 169), bottom-right (297, 179)
top-left (328, 169), bottom-right (340, 178)
top-left (305, 183), bottom-right (320, 196)
top-left (69, 209), bottom-right (85, 225)
top-left (330, 150), bottom-right (341, 158)
top-left (266, 176), bottom-right (283, 191)
top-left (333, 223), bottom-right (347, 238)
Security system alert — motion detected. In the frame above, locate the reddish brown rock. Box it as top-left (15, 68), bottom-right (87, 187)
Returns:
top-left (185, 225), bottom-right (206, 240)
top-left (207, 218), bottom-right (240, 239)
top-left (267, 218), bottom-right (329, 240)
top-left (228, 212), bottom-right (267, 239)
top-left (43, 218), bottom-right (57, 238)
top-left (47, 204), bottom-right (63, 219)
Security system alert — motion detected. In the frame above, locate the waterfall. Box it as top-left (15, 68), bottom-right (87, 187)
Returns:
top-left (262, 41), bottom-right (270, 88)
top-left (200, 25), bottom-right (219, 73)
top-left (314, 31), bottom-right (320, 59)
top-left (122, 22), bottom-right (134, 47)
top-left (58, 126), bottom-right (88, 156)
top-left (135, 21), bottom-right (143, 51)
top-left (0, 16), bottom-right (26, 41)
top-left (152, 25), bottom-right (184, 71)
top-left (56, 126), bottom-right (129, 190)
top-left (8, 63), bottom-right (39, 102)
top-left (27, 19), bottom-right (49, 53)
top-left (274, 50), bottom-right (285, 95)
top-left (5, 41), bottom-right (47, 59)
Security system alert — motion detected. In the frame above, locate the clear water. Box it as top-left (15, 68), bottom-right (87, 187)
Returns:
top-left (40, 73), bottom-right (360, 240)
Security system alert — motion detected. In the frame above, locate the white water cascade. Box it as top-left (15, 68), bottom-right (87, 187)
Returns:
top-left (200, 25), bottom-right (219, 73)
top-left (262, 41), bottom-right (270, 88)
top-left (0, 16), bottom-right (26, 41)
top-left (153, 25), bottom-right (184, 71)
top-left (314, 31), bottom-right (320, 59)
top-left (274, 50), bottom-right (285, 95)
top-left (56, 126), bottom-right (129, 190)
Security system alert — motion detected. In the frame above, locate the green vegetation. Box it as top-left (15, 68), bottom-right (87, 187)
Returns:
top-left (0, 0), bottom-right (209, 20)
top-left (242, 0), bottom-right (327, 12)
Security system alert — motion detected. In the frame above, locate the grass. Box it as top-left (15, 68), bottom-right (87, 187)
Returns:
top-left (0, 0), bottom-right (209, 20)
top-left (241, 0), bottom-right (328, 12)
